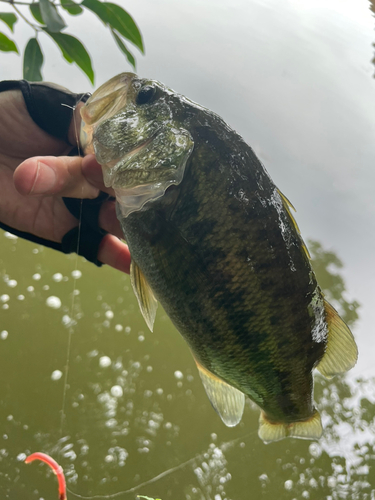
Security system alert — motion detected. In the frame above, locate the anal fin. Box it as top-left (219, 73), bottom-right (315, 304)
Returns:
top-left (259, 409), bottom-right (322, 444)
top-left (316, 300), bottom-right (358, 378)
top-left (130, 260), bottom-right (158, 332)
top-left (194, 358), bottom-right (245, 427)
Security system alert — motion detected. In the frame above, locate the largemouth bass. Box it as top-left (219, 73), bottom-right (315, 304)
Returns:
top-left (80, 73), bottom-right (358, 443)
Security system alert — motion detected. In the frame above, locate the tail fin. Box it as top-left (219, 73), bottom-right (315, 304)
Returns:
top-left (258, 409), bottom-right (323, 444)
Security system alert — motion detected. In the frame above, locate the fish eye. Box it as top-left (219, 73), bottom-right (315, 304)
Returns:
top-left (136, 85), bottom-right (156, 105)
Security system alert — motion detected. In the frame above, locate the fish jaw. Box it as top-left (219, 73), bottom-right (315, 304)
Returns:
top-left (80, 73), bottom-right (194, 217)
top-left (80, 72), bottom-right (135, 154)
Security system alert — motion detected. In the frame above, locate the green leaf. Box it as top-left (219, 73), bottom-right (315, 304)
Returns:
top-left (40, 0), bottom-right (66, 32)
top-left (81, 0), bottom-right (109, 25)
top-left (30, 3), bottom-right (44, 24)
top-left (0, 13), bottom-right (17, 33)
top-left (104, 2), bottom-right (143, 52)
top-left (23, 37), bottom-right (43, 81)
top-left (45, 30), bottom-right (94, 83)
top-left (112, 30), bottom-right (135, 69)
top-left (0, 32), bottom-right (18, 53)
top-left (60, 0), bottom-right (83, 16)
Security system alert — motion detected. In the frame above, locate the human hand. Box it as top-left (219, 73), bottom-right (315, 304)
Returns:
top-left (0, 87), bottom-right (130, 273)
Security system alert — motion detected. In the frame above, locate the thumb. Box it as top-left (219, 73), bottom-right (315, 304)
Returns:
top-left (14, 156), bottom-right (100, 199)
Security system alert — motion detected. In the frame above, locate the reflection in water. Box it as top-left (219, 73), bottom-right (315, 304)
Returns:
top-left (308, 240), bottom-right (360, 327)
top-left (0, 231), bottom-right (372, 499)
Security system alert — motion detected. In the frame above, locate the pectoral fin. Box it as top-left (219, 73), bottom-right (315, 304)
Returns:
top-left (130, 260), bottom-right (158, 332)
top-left (194, 358), bottom-right (245, 427)
top-left (259, 409), bottom-right (322, 444)
top-left (316, 300), bottom-right (358, 378)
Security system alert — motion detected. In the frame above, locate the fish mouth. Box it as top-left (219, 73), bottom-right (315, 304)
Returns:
top-left (80, 72), bottom-right (136, 154)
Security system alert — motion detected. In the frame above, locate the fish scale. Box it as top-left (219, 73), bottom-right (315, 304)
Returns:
top-left (80, 72), bottom-right (358, 443)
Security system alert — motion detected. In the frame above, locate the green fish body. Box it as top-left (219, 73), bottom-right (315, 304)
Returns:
top-left (80, 73), bottom-right (358, 443)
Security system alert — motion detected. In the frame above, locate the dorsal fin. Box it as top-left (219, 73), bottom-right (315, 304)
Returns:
top-left (277, 189), bottom-right (311, 260)
top-left (316, 300), bottom-right (358, 378)
top-left (130, 260), bottom-right (158, 332)
top-left (194, 358), bottom-right (245, 427)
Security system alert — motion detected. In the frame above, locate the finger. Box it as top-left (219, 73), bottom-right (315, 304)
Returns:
top-left (14, 156), bottom-right (100, 199)
top-left (98, 234), bottom-right (131, 274)
top-left (82, 154), bottom-right (115, 196)
top-left (99, 199), bottom-right (123, 239)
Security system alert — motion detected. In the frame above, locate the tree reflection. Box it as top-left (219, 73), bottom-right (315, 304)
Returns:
top-left (308, 239), bottom-right (360, 327)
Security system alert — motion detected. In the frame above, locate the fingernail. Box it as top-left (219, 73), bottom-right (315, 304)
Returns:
top-left (31, 161), bottom-right (57, 194)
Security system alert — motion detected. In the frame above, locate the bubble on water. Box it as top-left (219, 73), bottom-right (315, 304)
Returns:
top-left (17, 453), bottom-right (27, 462)
top-left (62, 315), bottom-right (73, 326)
top-left (99, 356), bottom-right (112, 368)
top-left (115, 324), bottom-right (123, 332)
top-left (309, 478), bottom-right (318, 488)
top-left (174, 370), bottom-right (183, 380)
top-left (73, 289), bottom-right (80, 296)
top-left (1, 331), bottom-right (8, 340)
top-left (7, 280), bottom-right (17, 288)
top-left (105, 310), bottom-right (114, 319)
top-left (4, 232), bottom-right (17, 240)
top-left (309, 442), bottom-right (322, 458)
top-left (42, 285), bottom-right (49, 291)
top-left (7, 415), bottom-right (13, 421)
top-left (156, 388), bottom-right (163, 395)
top-left (302, 491), bottom-right (310, 499)
top-left (27, 286), bottom-right (34, 292)
top-left (0, 294), bottom-right (9, 303)
top-left (52, 273), bottom-right (63, 282)
top-left (71, 270), bottom-right (82, 279)
top-left (32, 248), bottom-right (39, 254)
top-left (146, 366), bottom-right (153, 372)
top-left (32, 273), bottom-right (41, 281)
top-left (51, 370), bottom-right (63, 381)
top-left (284, 480), bottom-right (293, 490)
top-left (125, 326), bottom-right (131, 333)
top-left (327, 476), bottom-right (337, 488)
top-left (111, 385), bottom-right (123, 398)
top-left (2, 304), bottom-right (9, 310)
top-left (144, 390), bottom-right (153, 398)
top-left (17, 295), bottom-right (25, 301)
top-left (46, 296), bottom-right (61, 309)
top-left (105, 454), bottom-right (114, 463)
top-left (138, 335), bottom-right (145, 342)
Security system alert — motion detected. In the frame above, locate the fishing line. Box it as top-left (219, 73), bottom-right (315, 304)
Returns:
top-left (66, 431), bottom-right (256, 499)
top-left (59, 98), bottom-right (86, 441)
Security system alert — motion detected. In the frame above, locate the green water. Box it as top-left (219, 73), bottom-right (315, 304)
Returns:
top-left (1, 0), bottom-right (375, 498)
top-left (0, 233), bottom-right (373, 499)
